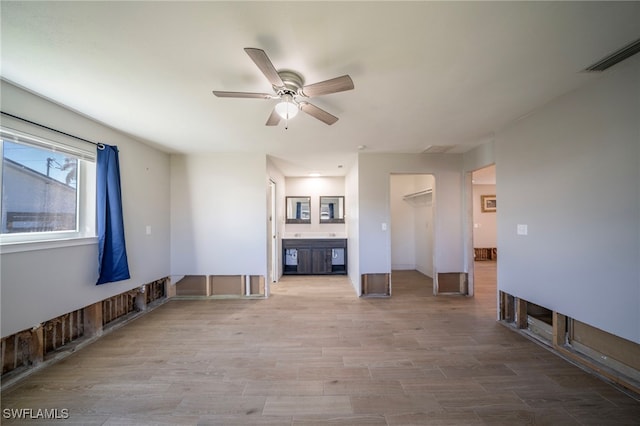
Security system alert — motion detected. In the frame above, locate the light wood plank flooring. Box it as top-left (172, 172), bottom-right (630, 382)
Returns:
top-left (2, 262), bottom-right (639, 425)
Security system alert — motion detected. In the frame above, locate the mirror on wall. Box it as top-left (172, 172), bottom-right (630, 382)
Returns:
top-left (285, 196), bottom-right (311, 224)
top-left (319, 196), bottom-right (345, 223)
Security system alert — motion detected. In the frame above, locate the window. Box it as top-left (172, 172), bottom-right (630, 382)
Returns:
top-left (0, 125), bottom-right (96, 246)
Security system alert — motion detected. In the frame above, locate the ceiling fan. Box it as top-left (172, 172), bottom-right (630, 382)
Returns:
top-left (213, 48), bottom-right (354, 127)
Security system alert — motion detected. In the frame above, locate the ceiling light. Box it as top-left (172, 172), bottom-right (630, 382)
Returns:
top-left (308, 172), bottom-right (321, 177)
top-left (275, 94), bottom-right (299, 119)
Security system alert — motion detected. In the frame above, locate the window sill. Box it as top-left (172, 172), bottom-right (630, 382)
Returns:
top-left (0, 236), bottom-right (98, 254)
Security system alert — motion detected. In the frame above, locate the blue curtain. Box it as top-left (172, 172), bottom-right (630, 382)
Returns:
top-left (296, 202), bottom-right (301, 219)
top-left (96, 144), bottom-right (130, 285)
top-left (328, 203), bottom-right (334, 219)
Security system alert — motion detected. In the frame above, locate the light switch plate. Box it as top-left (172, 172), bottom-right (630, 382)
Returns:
top-left (517, 224), bottom-right (528, 235)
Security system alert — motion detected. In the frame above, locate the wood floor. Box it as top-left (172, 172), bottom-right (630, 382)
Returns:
top-left (2, 262), bottom-right (639, 425)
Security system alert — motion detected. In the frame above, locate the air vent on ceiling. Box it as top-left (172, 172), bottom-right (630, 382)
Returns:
top-left (584, 38), bottom-right (640, 72)
top-left (422, 145), bottom-right (453, 154)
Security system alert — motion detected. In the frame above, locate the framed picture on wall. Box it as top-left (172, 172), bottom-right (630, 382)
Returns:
top-left (481, 195), bottom-right (497, 212)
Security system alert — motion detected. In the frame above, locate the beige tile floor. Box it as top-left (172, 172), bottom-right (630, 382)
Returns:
top-left (1, 262), bottom-right (639, 425)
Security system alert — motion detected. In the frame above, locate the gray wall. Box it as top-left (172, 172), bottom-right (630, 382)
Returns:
top-left (495, 55), bottom-right (640, 343)
top-left (283, 176), bottom-right (346, 237)
top-left (1, 80), bottom-right (171, 338)
top-left (358, 153), bottom-right (465, 277)
top-left (345, 160), bottom-right (360, 293)
top-left (169, 153), bottom-right (268, 276)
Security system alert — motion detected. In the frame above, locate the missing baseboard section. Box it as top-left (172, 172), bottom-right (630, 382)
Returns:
top-left (361, 273), bottom-right (390, 297)
top-left (437, 272), bottom-right (468, 294)
top-left (174, 275), bottom-right (266, 298)
top-left (570, 320), bottom-right (640, 376)
top-left (499, 290), bottom-right (640, 395)
top-left (174, 275), bottom-right (207, 296)
top-left (210, 275), bottom-right (244, 296)
top-left (1, 278), bottom-right (170, 391)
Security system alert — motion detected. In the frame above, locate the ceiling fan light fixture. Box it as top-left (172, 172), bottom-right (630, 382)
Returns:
top-left (275, 94), bottom-right (299, 120)
top-left (213, 48), bottom-right (354, 126)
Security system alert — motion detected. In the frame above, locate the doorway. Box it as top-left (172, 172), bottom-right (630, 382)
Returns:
top-left (389, 174), bottom-right (435, 295)
top-left (469, 165), bottom-right (497, 305)
top-left (267, 179), bottom-right (278, 291)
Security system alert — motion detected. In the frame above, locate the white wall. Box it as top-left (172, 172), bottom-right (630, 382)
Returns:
top-left (495, 55), bottom-right (640, 343)
top-left (283, 176), bottom-right (346, 237)
top-left (358, 153), bottom-right (464, 277)
top-left (345, 160), bottom-right (360, 294)
top-left (170, 153), bottom-right (267, 276)
top-left (1, 80), bottom-right (171, 337)
top-left (472, 184), bottom-right (497, 248)
top-left (464, 142), bottom-right (495, 173)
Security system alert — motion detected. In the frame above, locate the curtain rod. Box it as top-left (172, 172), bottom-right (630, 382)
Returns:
top-left (1, 111), bottom-right (104, 149)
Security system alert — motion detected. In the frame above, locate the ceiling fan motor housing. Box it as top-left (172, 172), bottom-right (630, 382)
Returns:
top-left (276, 70), bottom-right (305, 97)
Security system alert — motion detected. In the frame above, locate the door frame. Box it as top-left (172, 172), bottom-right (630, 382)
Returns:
top-left (388, 173), bottom-right (437, 295)
top-left (466, 164), bottom-right (498, 301)
top-left (268, 179), bottom-right (278, 289)
top-left (465, 170), bottom-right (475, 297)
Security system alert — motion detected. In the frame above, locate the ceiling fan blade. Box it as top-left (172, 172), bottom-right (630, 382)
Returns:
top-left (212, 91), bottom-right (274, 99)
top-left (244, 48), bottom-right (285, 87)
top-left (266, 108), bottom-right (281, 126)
top-left (299, 102), bottom-right (339, 125)
top-left (302, 75), bottom-right (354, 97)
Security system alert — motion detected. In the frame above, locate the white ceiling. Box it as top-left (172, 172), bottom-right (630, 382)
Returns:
top-left (2, 2), bottom-right (639, 176)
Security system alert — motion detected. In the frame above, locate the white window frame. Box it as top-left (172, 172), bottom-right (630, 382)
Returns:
top-left (0, 122), bottom-right (97, 252)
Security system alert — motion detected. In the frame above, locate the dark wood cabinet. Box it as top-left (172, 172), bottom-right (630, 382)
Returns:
top-left (296, 248), bottom-right (312, 274)
top-left (283, 239), bottom-right (347, 275)
top-left (312, 248), bottom-right (333, 274)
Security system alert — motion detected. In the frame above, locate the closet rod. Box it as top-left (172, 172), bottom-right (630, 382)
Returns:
top-left (403, 188), bottom-right (433, 200)
top-left (1, 111), bottom-right (104, 149)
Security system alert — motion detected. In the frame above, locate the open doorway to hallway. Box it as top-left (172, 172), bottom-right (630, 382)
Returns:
top-left (471, 165), bottom-right (497, 307)
top-left (389, 174), bottom-right (435, 296)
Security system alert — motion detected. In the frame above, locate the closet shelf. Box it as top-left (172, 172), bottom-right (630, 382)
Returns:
top-left (402, 189), bottom-right (432, 200)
